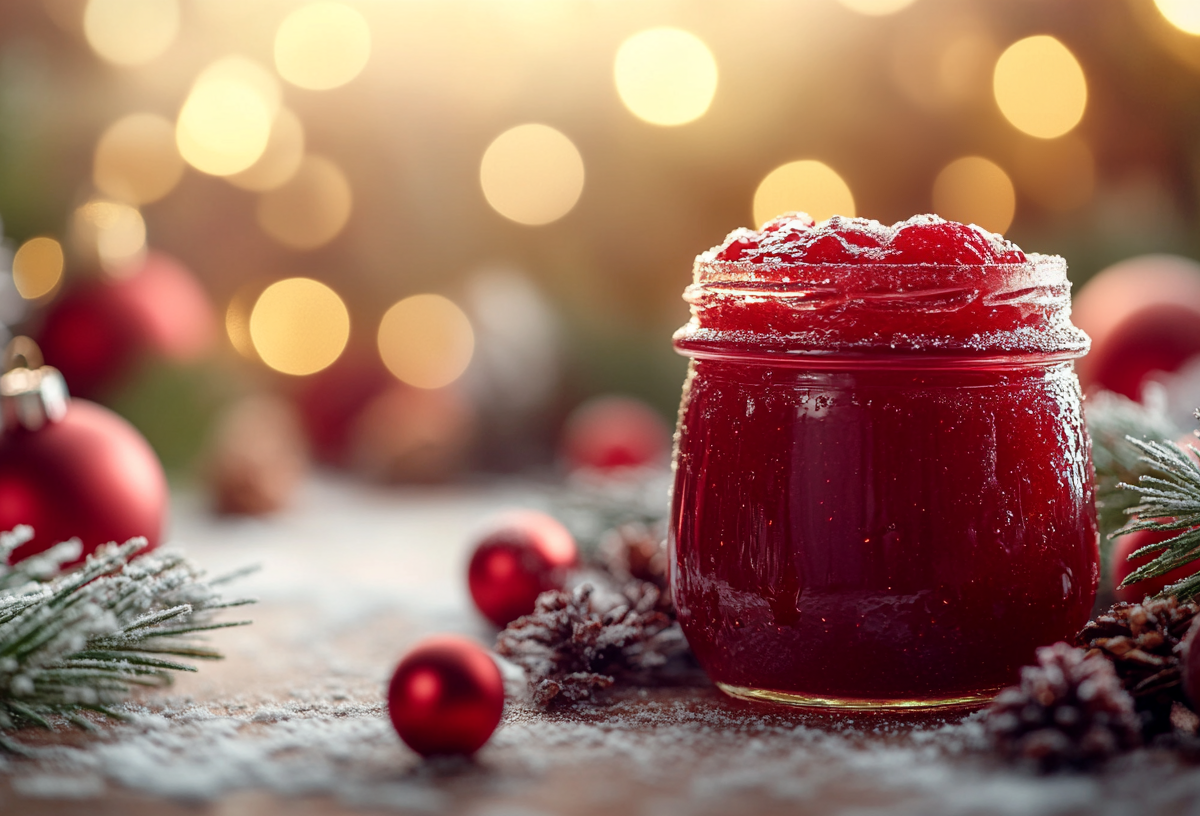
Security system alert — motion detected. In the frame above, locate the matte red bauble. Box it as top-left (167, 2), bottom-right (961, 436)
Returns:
top-left (1073, 255), bottom-right (1200, 399)
top-left (387, 635), bottom-right (505, 757)
top-left (0, 338), bottom-right (168, 565)
top-left (37, 252), bottom-right (216, 398)
top-left (560, 395), bottom-right (670, 473)
top-left (467, 511), bottom-right (577, 627)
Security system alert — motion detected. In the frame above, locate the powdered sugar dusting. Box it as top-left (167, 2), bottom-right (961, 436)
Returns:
top-left (702, 213), bottom-right (1026, 267)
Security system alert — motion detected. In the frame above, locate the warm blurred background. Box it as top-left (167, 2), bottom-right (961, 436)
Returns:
top-left (1, 0), bottom-right (1200, 500)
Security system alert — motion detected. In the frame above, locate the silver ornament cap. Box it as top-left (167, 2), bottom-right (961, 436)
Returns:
top-left (0, 337), bottom-right (68, 433)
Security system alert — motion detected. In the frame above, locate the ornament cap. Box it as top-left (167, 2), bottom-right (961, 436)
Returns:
top-left (0, 337), bottom-right (69, 433)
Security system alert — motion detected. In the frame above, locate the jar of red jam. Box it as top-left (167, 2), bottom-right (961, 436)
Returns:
top-left (670, 214), bottom-right (1099, 709)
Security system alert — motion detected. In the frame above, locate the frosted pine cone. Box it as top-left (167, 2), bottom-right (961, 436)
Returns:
top-left (984, 642), bottom-right (1141, 772)
top-left (1076, 596), bottom-right (1200, 736)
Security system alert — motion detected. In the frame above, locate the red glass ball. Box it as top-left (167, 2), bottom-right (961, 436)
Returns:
top-left (560, 396), bottom-right (670, 473)
top-left (1073, 255), bottom-right (1200, 399)
top-left (37, 252), bottom-right (216, 398)
top-left (0, 400), bottom-right (168, 565)
top-left (387, 635), bottom-right (505, 757)
top-left (467, 511), bottom-right (577, 627)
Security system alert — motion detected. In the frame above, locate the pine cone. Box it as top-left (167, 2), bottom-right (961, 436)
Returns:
top-left (495, 582), bottom-right (687, 707)
top-left (984, 642), bottom-right (1142, 772)
top-left (1075, 596), bottom-right (1200, 736)
top-left (595, 522), bottom-right (673, 614)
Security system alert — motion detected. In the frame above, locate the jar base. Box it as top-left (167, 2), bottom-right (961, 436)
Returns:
top-left (716, 682), bottom-right (1001, 711)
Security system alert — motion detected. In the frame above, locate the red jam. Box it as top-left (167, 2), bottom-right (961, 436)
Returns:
top-left (670, 214), bottom-right (1099, 708)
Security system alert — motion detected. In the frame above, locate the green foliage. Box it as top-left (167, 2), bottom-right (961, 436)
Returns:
top-left (1085, 390), bottom-right (1179, 553)
top-left (1115, 431), bottom-right (1200, 602)
top-left (0, 529), bottom-right (252, 752)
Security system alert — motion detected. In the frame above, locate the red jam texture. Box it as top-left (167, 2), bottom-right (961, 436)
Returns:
top-left (670, 214), bottom-right (1099, 704)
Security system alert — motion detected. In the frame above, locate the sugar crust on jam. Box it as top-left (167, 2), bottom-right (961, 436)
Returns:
top-left (704, 213), bottom-right (1027, 267)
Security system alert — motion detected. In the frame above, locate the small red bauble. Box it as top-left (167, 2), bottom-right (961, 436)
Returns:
top-left (37, 252), bottom-right (216, 398)
top-left (560, 395), bottom-right (670, 473)
top-left (387, 635), bottom-right (505, 757)
top-left (0, 338), bottom-right (168, 565)
top-left (1073, 255), bottom-right (1200, 400)
top-left (467, 511), bottom-right (577, 627)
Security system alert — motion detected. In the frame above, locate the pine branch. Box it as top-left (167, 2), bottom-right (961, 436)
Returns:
top-left (0, 532), bottom-right (254, 745)
top-left (1115, 429), bottom-right (1200, 602)
top-left (1086, 390), bottom-right (1180, 542)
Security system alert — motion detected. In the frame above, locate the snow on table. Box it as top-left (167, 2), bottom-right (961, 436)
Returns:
top-left (1, 475), bottom-right (1198, 816)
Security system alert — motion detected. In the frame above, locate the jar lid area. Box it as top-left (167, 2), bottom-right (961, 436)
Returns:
top-left (676, 214), bottom-right (1090, 358)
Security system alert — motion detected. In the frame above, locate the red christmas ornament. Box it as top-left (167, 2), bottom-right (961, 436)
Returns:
top-left (290, 351), bottom-right (393, 465)
top-left (37, 251), bottom-right (216, 399)
top-left (0, 338), bottom-right (168, 565)
top-left (387, 635), bottom-right (505, 757)
top-left (1073, 255), bottom-right (1200, 399)
top-left (560, 395), bottom-right (671, 473)
top-left (467, 511), bottom-right (578, 627)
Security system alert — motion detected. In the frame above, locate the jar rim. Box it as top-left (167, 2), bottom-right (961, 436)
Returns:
top-left (677, 253), bottom-right (1091, 358)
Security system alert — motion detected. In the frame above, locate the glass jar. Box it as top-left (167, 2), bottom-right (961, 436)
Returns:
top-left (669, 217), bottom-right (1099, 709)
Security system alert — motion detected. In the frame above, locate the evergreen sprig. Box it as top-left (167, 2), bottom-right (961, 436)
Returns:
top-left (1115, 419), bottom-right (1200, 602)
top-left (0, 527), bottom-right (253, 753)
top-left (1085, 390), bottom-right (1180, 543)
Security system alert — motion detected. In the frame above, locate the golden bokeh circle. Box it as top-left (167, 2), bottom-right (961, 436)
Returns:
top-left (1155, 0), bottom-right (1200, 35)
top-left (931, 156), bottom-right (1016, 234)
top-left (226, 107), bottom-right (306, 192)
top-left (377, 294), bottom-right (475, 390)
top-left (72, 199), bottom-right (147, 274)
top-left (84, 0), bottom-right (179, 66)
top-left (480, 124), bottom-right (584, 226)
top-left (752, 160), bottom-right (856, 227)
top-left (94, 113), bottom-right (185, 204)
top-left (993, 35), bottom-right (1087, 139)
top-left (256, 155), bottom-right (354, 250)
top-left (12, 237), bottom-right (65, 300)
top-left (249, 278), bottom-right (350, 376)
top-left (176, 76), bottom-right (273, 176)
top-left (837, 0), bottom-right (918, 15)
top-left (613, 28), bottom-right (718, 127)
top-left (275, 2), bottom-right (372, 91)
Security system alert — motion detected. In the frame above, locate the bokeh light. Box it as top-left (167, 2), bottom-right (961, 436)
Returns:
top-left (12, 237), bottom-right (64, 300)
top-left (225, 287), bottom-right (259, 359)
top-left (480, 124), bottom-right (584, 226)
top-left (1156, 0), bottom-right (1200, 35)
top-left (84, 0), bottom-right (179, 66)
top-left (613, 28), bottom-right (718, 127)
top-left (931, 156), bottom-right (1016, 234)
top-left (176, 57), bottom-right (279, 177)
top-left (377, 294), bottom-right (475, 390)
top-left (93, 113), bottom-right (185, 205)
top-left (275, 2), bottom-right (372, 91)
top-left (993, 35), bottom-right (1087, 139)
top-left (838, 0), bottom-right (919, 15)
top-left (256, 155), bottom-right (353, 249)
top-left (226, 107), bottom-right (306, 192)
top-left (72, 199), bottom-right (146, 274)
top-left (249, 278), bottom-right (350, 376)
top-left (752, 160), bottom-right (856, 227)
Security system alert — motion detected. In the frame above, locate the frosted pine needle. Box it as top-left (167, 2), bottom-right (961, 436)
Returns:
top-left (0, 528), bottom-right (253, 749)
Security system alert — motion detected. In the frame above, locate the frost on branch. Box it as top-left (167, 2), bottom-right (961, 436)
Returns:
top-left (0, 527), bottom-right (253, 752)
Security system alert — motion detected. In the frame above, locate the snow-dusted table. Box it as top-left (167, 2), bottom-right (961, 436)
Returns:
top-left (1, 476), bottom-right (1198, 816)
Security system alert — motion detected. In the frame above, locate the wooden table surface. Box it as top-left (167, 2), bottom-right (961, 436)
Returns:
top-left (1, 477), bottom-right (1197, 816)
